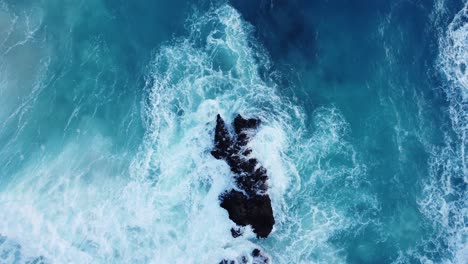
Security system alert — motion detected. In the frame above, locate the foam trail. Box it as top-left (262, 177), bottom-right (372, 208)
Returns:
top-left (0, 1), bottom-right (49, 128)
top-left (418, 1), bottom-right (468, 263)
top-left (438, 1), bottom-right (468, 165)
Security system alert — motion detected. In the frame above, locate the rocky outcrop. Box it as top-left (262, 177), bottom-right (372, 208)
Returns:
top-left (220, 191), bottom-right (273, 238)
top-left (219, 248), bottom-right (270, 264)
top-left (211, 114), bottom-right (274, 239)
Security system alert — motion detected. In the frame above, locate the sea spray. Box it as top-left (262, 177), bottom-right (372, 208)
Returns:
top-left (0, 3), bottom-right (364, 262)
top-left (133, 3), bottom-right (364, 263)
top-left (417, 1), bottom-right (468, 263)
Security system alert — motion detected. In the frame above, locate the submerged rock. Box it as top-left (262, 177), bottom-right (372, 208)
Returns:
top-left (211, 114), bottom-right (275, 238)
top-left (230, 227), bottom-right (244, 238)
top-left (219, 260), bottom-right (235, 264)
top-left (218, 248), bottom-right (270, 264)
top-left (251, 248), bottom-right (270, 264)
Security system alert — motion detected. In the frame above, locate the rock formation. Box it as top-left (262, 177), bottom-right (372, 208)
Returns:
top-left (218, 248), bottom-right (270, 264)
top-left (211, 114), bottom-right (275, 239)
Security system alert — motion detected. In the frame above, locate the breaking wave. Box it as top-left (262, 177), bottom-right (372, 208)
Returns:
top-left (417, 1), bottom-right (468, 263)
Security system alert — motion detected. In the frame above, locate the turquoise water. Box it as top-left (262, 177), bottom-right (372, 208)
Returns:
top-left (0, 0), bottom-right (466, 263)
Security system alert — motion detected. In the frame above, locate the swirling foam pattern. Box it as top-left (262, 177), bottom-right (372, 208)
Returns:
top-left (0, 0), bottom-right (466, 263)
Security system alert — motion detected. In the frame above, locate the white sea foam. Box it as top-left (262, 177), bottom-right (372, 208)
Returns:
top-left (417, 1), bottom-right (468, 263)
top-left (0, 3), bottom-right (367, 263)
top-left (132, 3), bottom-right (363, 263)
top-left (439, 2), bottom-right (468, 99)
top-left (132, 4), bottom-right (303, 262)
top-left (437, 1), bottom-right (468, 165)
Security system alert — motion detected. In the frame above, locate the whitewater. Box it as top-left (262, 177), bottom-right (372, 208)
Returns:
top-left (0, 0), bottom-right (466, 263)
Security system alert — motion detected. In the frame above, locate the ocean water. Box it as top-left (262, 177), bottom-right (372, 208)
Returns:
top-left (0, 0), bottom-right (466, 263)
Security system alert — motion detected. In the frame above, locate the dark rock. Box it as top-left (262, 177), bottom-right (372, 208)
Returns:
top-left (231, 227), bottom-right (243, 238)
top-left (235, 166), bottom-right (268, 196)
top-left (219, 260), bottom-right (235, 264)
top-left (251, 248), bottom-right (270, 264)
top-left (211, 114), bottom-right (275, 239)
top-left (27, 256), bottom-right (47, 264)
top-left (220, 249), bottom-right (270, 264)
top-left (211, 114), bottom-right (233, 160)
top-left (233, 114), bottom-right (260, 135)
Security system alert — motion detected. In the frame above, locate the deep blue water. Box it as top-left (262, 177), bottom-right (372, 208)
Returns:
top-left (0, 0), bottom-right (466, 263)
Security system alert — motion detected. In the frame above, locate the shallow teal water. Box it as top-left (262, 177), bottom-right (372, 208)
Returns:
top-left (0, 0), bottom-right (466, 263)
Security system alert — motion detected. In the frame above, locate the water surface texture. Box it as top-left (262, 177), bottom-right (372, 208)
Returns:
top-left (0, 0), bottom-right (466, 263)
